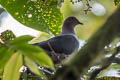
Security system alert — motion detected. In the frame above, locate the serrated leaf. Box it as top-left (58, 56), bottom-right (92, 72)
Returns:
top-left (9, 35), bottom-right (55, 70)
top-left (0, 0), bottom-right (63, 35)
top-left (25, 57), bottom-right (47, 80)
top-left (3, 53), bottom-right (23, 80)
top-left (0, 46), bottom-right (13, 69)
top-left (114, 0), bottom-right (120, 6)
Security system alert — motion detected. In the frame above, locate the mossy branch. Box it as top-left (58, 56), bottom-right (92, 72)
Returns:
top-left (51, 7), bottom-right (120, 80)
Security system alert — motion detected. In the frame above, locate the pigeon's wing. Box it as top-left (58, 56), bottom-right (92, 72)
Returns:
top-left (33, 35), bottom-right (79, 54)
top-left (48, 35), bottom-right (79, 54)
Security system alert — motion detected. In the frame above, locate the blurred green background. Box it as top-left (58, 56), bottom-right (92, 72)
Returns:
top-left (61, 0), bottom-right (116, 40)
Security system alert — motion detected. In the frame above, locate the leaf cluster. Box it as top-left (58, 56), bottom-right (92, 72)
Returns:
top-left (0, 30), bottom-right (54, 80)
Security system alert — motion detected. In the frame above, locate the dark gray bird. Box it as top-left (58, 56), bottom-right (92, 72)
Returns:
top-left (33, 16), bottom-right (83, 64)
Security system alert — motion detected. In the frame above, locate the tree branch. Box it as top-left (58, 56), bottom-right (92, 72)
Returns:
top-left (51, 7), bottom-right (120, 80)
top-left (90, 46), bottom-right (120, 80)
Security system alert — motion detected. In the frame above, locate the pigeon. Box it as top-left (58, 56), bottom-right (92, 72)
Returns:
top-left (33, 16), bottom-right (83, 64)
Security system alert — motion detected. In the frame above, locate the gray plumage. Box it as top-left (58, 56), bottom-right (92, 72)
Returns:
top-left (33, 16), bottom-right (83, 63)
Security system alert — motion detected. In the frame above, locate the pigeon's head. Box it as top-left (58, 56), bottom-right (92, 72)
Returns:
top-left (64, 16), bottom-right (83, 27)
top-left (62, 16), bottom-right (83, 34)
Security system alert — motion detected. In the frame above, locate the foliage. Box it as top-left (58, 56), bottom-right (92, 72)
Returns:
top-left (114, 0), bottom-right (120, 6)
top-left (0, 30), bottom-right (54, 80)
top-left (0, 0), bottom-right (63, 35)
top-left (24, 57), bottom-right (46, 79)
top-left (0, 47), bottom-right (13, 70)
top-left (0, 0), bottom-right (120, 80)
top-left (3, 53), bottom-right (22, 80)
top-left (0, 30), bottom-right (15, 70)
top-left (29, 32), bottom-right (51, 44)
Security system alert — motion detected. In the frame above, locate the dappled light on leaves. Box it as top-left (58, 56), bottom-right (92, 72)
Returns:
top-left (0, 0), bottom-right (63, 35)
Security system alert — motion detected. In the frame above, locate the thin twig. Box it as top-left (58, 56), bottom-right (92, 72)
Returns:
top-left (48, 42), bottom-right (56, 54)
top-left (84, 0), bottom-right (92, 14)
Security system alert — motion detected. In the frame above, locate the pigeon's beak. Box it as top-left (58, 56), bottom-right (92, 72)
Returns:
top-left (78, 21), bottom-right (83, 25)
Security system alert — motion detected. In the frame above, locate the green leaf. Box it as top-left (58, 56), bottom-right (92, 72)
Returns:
top-left (29, 32), bottom-right (51, 44)
top-left (0, 47), bottom-right (13, 69)
top-left (25, 57), bottom-right (47, 80)
top-left (19, 44), bottom-right (54, 70)
top-left (3, 53), bottom-right (23, 80)
top-left (9, 35), bottom-right (54, 70)
top-left (0, 69), bottom-right (3, 79)
top-left (114, 0), bottom-right (120, 6)
top-left (9, 35), bottom-right (33, 45)
top-left (0, 0), bottom-right (63, 35)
